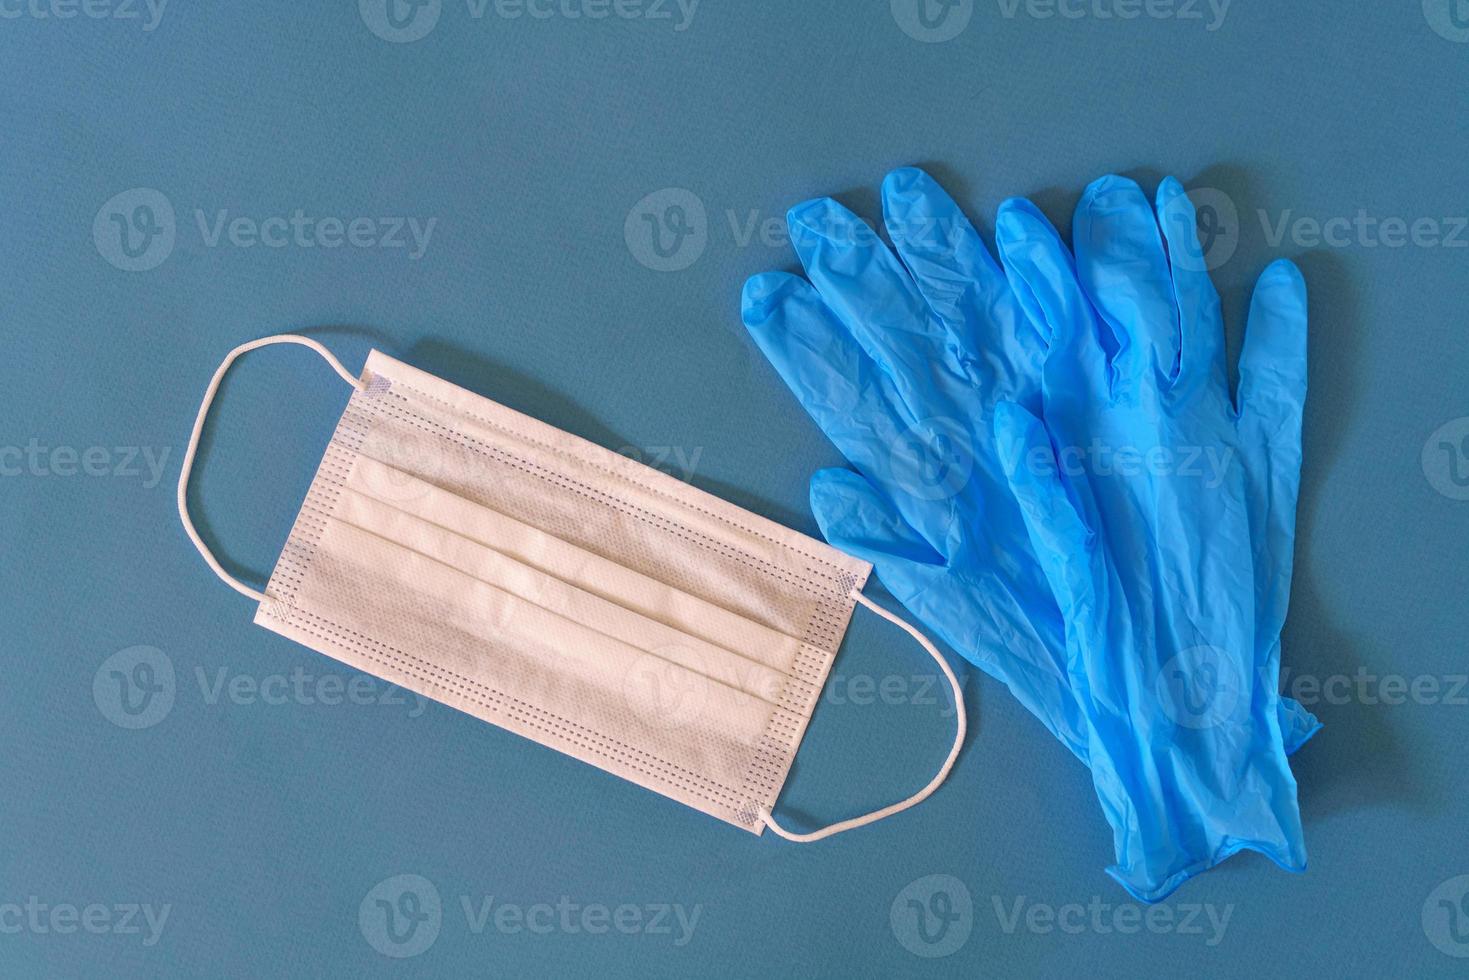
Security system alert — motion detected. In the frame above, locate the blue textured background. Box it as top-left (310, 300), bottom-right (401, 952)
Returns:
top-left (4, 2), bottom-right (1468, 976)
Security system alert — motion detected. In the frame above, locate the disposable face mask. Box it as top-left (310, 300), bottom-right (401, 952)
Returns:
top-left (177, 335), bottom-right (963, 841)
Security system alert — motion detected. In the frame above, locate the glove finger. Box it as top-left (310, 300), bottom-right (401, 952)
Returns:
top-left (812, 466), bottom-right (1093, 763)
top-left (788, 197), bottom-right (966, 412)
top-left (810, 467), bottom-right (947, 573)
top-left (742, 272), bottom-right (959, 555)
top-left (1155, 177), bottom-right (1227, 398)
top-left (1234, 263), bottom-right (1311, 761)
top-left (991, 401), bottom-right (1097, 630)
top-left (1073, 175), bottom-right (1180, 398)
top-left (1235, 261), bottom-right (1307, 652)
top-left (1236, 259), bottom-right (1308, 437)
top-left (1277, 694), bottom-right (1323, 756)
top-left (994, 199), bottom-right (1110, 385)
top-left (881, 167), bottom-right (1031, 361)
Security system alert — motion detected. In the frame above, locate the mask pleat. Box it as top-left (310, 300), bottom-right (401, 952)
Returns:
top-left (330, 483), bottom-right (792, 706)
top-left (360, 390), bottom-right (851, 641)
top-left (347, 454), bottom-right (805, 681)
top-left (294, 517), bottom-right (783, 796)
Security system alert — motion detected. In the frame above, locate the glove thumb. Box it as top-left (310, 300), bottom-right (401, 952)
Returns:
top-left (809, 468), bottom-right (951, 608)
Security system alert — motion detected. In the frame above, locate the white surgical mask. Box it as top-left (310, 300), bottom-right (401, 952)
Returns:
top-left (177, 335), bottom-right (963, 840)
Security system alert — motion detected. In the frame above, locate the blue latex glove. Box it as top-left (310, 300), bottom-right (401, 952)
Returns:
top-left (743, 167), bottom-right (1090, 761)
top-left (991, 175), bottom-right (1313, 900)
top-left (741, 168), bottom-right (1319, 770)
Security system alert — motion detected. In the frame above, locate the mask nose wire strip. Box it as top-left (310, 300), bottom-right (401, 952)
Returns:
top-left (177, 334), bottom-right (365, 603)
top-left (758, 589), bottom-right (967, 842)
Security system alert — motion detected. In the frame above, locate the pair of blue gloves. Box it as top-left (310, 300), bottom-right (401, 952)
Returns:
top-left (742, 168), bottom-right (1317, 901)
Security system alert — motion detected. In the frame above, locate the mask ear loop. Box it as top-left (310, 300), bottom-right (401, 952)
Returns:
top-left (757, 589), bottom-right (967, 842)
top-left (177, 335), bottom-right (365, 603)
